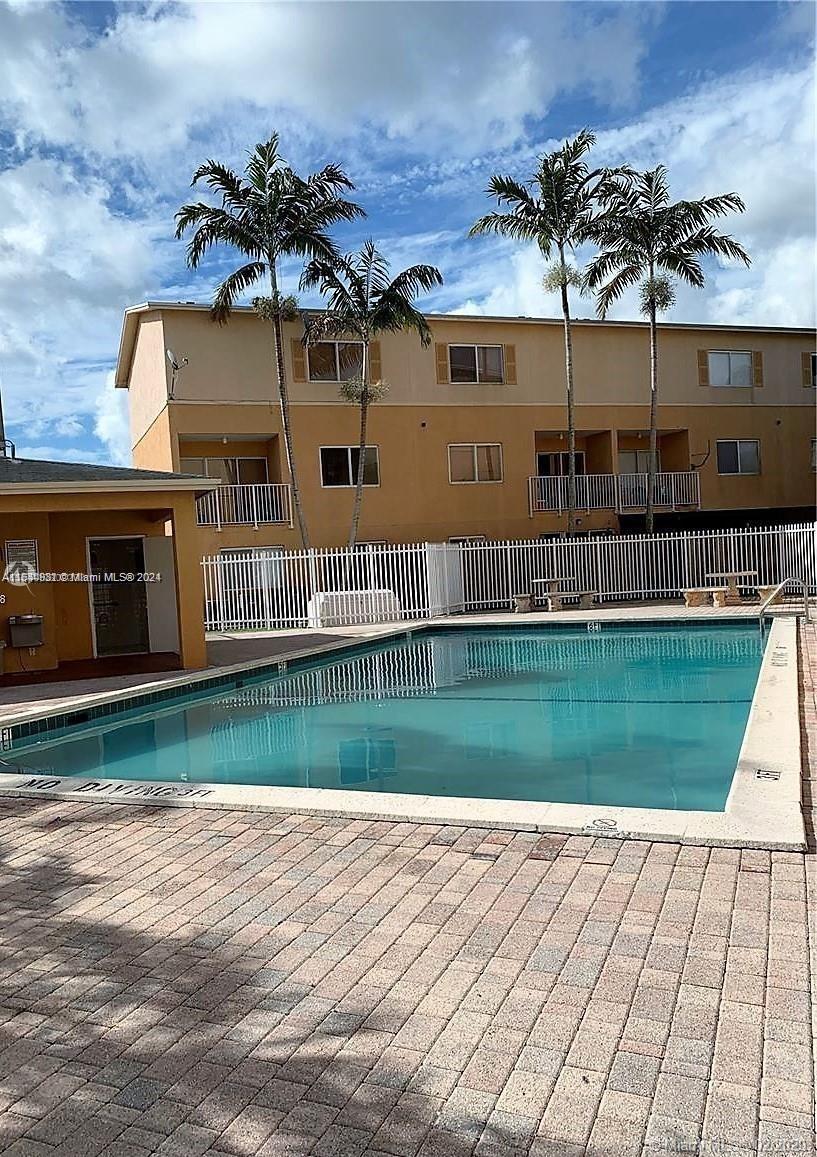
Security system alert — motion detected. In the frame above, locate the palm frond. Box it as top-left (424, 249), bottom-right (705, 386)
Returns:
top-left (592, 265), bottom-right (642, 318)
top-left (211, 261), bottom-right (268, 323)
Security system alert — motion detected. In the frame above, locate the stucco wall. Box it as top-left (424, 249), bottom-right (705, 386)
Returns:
top-left (0, 491), bottom-right (207, 673)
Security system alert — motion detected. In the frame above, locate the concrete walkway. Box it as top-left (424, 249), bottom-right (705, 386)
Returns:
top-left (0, 798), bottom-right (813, 1157)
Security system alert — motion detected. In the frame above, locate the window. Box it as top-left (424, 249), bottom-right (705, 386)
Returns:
top-left (716, 439), bottom-right (760, 475)
top-left (811, 439), bottom-right (816, 472)
top-left (448, 443), bottom-right (503, 483)
top-left (708, 350), bottom-right (753, 387)
top-left (448, 535), bottom-right (487, 543)
top-left (307, 341), bottom-right (363, 382)
top-left (537, 451), bottom-right (587, 477)
top-left (448, 345), bottom-right (504, 384)
top-left (180, 456), bottom-right (268, 485)
top-left (811, 354), bottom-right (817, 387)
top-left (618, 449), bottom-right (659, 474)
top-left (320, 446), bottom-right (379, 487)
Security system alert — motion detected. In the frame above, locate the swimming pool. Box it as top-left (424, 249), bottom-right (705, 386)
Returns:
top-left (5, 623), bottom-right (765, 812)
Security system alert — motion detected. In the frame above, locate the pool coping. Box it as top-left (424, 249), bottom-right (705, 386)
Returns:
top-left (0, 614), bottom-right (805, 850)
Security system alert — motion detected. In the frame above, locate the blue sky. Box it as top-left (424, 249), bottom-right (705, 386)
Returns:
top-left (0, 0), bottom-right (813, 465)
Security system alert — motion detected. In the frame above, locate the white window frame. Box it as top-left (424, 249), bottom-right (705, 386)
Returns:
top-left (617, 449), bottom-right (660, 474)
top-left (179, 455), bottom-right (269, 484)
top-left (716, 439), bottom-right (761, 476)
top-left (307, 340), bottom-right (364, 383)
top-left (447, 443), bottom-right (504, 484)
top-left (448, 344), bottom-right (505, 385)
top-left (707, 350), bottom-right (753, 387)
top-left (319, 445), bottom-right (380, 488)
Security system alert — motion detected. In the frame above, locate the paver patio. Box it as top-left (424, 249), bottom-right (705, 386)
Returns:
top-left (0, 621), bottom-right (813, 1156)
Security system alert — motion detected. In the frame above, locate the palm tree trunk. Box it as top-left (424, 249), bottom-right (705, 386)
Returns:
top-left (269, 262), bottom-right (310, 548)
top-left (348, 342), bottom-right (369, 550)
top-left (559, 246), bottom-right (577, 536)
top-left (646, 296), bottom-right (659, 534)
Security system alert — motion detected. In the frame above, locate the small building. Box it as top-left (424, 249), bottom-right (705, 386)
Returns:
top-left (0, 452), bottom-right (216, 680)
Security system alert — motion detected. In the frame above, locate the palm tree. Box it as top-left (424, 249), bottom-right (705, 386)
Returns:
top-left (585, 166), bottom-right (750, 532)
top-left (175, 134), bottom-right (364, 548)
top-left (301, 240), bottom-right (443, 548)
top-left (469, 129), bottom-right (608, 535)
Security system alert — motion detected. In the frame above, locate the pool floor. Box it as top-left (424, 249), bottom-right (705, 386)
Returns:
top-left (7, 624), bottom-right (765, 812)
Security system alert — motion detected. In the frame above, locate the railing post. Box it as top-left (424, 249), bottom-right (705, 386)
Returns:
top-left (251, 485), bottom-right (259, 530)
top-left (214, 488), bottom-right (222, 532)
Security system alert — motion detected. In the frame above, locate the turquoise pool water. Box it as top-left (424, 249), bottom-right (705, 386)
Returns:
top-left (6, 624), bottom-right (764, 811)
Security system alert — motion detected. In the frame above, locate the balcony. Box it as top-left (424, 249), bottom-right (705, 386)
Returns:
top-left (196, 483), bottom-right (293, 528)
top-left (528, 471), bottom-right (701, 515)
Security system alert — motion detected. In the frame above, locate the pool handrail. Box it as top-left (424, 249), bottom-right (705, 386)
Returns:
top-left (759, 576), bottom-right (810, 637)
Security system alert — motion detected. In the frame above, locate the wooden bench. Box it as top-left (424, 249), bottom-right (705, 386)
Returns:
top-left (546, 589), bottom-right (600, 612)
top-left (683, 587), bottom-right (729, 609)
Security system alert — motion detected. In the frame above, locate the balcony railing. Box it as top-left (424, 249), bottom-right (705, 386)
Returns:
top-left (528, 471), bottom-right (701, 515)
top-left (197, 483), bottom-right (294, 528)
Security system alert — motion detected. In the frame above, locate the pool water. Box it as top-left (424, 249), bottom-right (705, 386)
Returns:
top-left (6, 625), bottom-right (764, 812)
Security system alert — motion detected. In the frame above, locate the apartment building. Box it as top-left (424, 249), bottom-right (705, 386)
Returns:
top-left (116, 303), bottom-right (817, 554)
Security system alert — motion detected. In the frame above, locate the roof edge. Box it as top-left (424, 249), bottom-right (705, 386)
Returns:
top-left (122, 300), bottom-right (817, 336)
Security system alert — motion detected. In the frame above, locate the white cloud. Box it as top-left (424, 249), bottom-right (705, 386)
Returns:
top-left (0, 2), bottom-right (655, 160)
top-left (0, 157), bottom-right (164, 461)
top-left (94, 373), bottom-right (130, 466)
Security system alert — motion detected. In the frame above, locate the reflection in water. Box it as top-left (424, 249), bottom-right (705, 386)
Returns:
top-left (10, 626), bottom-right (764, 812)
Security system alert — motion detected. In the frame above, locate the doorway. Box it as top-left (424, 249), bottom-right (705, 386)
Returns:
top-left (88, 537), bottom-right (149, 657)
top-left (536, 451), bottom-right (587, 476)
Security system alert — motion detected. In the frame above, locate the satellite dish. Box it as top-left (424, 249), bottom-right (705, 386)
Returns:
top-left (165, 349), bottom-right (188, 398)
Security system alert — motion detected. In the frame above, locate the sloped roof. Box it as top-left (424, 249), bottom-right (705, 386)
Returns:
top-left (0, 455), bottom-right (215, 493)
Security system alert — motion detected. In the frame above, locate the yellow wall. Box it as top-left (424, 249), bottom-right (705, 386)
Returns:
top-left (122, 307), bottom-right (817, 549)
top-left (0, 490), bottom-right (207, 674)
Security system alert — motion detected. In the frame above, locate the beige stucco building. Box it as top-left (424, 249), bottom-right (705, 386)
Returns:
top-left (116, 302), bottom-right (817, 555)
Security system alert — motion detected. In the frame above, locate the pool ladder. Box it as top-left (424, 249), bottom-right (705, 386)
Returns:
top-left (758, 577), bottom-right (811, 639)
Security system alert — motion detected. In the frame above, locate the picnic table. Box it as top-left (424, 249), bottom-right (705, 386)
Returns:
top-left (531, 577), bottom-right (598, 612)
top-left (705, 570), bottom-right (758, 606)
top-left (531, 577), bottom-right (575, 607)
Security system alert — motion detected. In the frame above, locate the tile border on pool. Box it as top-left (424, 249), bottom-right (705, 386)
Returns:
top-left (0, 615), bottom-right (804, 850)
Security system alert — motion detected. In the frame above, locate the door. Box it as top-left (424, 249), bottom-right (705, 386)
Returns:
top-left (143, 536), bottom-right (179, 654)
top-left (536, 451), bottom-right (586, 476)
top-left (88, 538), bottom-right (149, 657)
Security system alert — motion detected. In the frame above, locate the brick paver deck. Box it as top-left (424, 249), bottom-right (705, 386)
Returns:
top-left (0, 624), bottom-right (814, 1156)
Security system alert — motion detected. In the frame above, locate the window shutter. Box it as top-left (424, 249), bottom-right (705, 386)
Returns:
top-left (291, 339), bottom-right (307, 383)
top-left (802, 352), bottom-right (814, 387)
top-left (752, 350), bottom-right (763, 387)
top-left (503, 344), bottom-right (517, 385)
top-left (435, 343), bottom-right (449, 385)
top-left (697, 350), bottom-right (710, 387)
top-left (369, 341), bottom-right (382, 381)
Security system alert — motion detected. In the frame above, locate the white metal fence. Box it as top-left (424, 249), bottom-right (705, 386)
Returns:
top-left (202, 521), bottom-right (816, 631)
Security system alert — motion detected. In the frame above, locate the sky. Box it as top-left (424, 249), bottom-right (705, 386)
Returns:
top-left (0, 0), bottom-right (814, 466)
